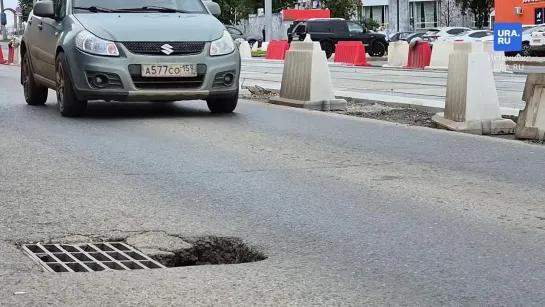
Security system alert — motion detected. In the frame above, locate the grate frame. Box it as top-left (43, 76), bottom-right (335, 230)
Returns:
top-left (22, 242), bottom-right (167, 273)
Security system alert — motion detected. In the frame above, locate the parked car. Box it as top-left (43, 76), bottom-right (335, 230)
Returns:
top-left (529, 26), bottom-right (545, 56)
top-left (422, 27), bottom-right (472, 45)
top-left (388, 31), bottom-right (414, 42)
top-left (224, 25), bottom-right (262, 48)
top-left (389, 31), bottom-right (425, 43)
top-left (21, 0), bottom-right (240, 117)
top-left (443, 30), bottom-right (494, 42)
top-left (506, 25), bottom-right (541, 56)
top-left (288, 18), bottom-right (389, 58)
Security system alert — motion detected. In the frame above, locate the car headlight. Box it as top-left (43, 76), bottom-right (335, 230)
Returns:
top-left (75, 30), bottom-right (119, 57)
top-left (210, 30), bottom-right (235, 56)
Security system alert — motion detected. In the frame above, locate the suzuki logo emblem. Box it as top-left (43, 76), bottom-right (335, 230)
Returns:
top-left (161, 44), bottom-right (174, 55)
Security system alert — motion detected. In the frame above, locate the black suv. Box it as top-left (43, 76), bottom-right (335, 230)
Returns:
top-left (287, 18), bottom-right (388, 59)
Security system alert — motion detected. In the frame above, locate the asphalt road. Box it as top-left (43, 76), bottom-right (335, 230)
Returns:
top-left (2, 64), bottom-right (545, 306)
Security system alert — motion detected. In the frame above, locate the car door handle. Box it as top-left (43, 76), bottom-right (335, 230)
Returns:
top-left (38, 23), bottom-right (43, 30)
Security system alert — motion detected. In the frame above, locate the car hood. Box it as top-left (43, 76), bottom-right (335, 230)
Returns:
top-left (74, 13), bottom-right (224, 42)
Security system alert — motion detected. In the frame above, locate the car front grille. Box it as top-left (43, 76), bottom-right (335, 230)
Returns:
top-left (121, 42), bottom-right (206, 56)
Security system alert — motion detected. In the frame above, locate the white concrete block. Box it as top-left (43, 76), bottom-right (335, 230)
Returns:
top-left (383, 41), bottom-right (408, 68)
top-left (260, 42), bottom-right (269, 52)
top-left (431, 42), bottom-right (516, 135)
top-left (425, 41), bottom-right (455, 70)
top-left (252, 43), bottom-right (258, 52)
top-left (515, 73), bottom-right (545, 140)
top-left (483, 40), bottom-right (509, 73)
top-left (238, 40), bottom-right (252, 59)
top-left (268, 41), bottom-right (347, 111)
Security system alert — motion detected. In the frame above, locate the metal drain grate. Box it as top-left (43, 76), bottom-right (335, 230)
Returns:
top-left (22, 242), bottom-right (167, 272)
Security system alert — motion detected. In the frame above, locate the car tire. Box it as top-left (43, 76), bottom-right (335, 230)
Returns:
top-left (521, 42), bottom-right (531, 57)
top-left (55, 52), bottom-right (87, 117)
top-left (320, 41), bottom-right (334, 59)
top-left (206, 89), bottom-right (238, 114)
top-left (369, 41), bottom-right (386, 57)
top-left (21, 52), bottom-right (48, 106)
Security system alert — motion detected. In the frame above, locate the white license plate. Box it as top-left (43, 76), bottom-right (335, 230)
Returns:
top-left (141, 64), bottom-right (197, 77)
top-left (534, 39), bottom-right (541, 43)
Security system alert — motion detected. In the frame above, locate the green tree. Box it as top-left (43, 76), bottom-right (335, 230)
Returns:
top-left (216, 0), bottom-right (254, 25)
top-left (18, 0), bottom-right (33, 21)
top-left (321, 0), bottom-right (359, 20)
top-left (455, 0), bottom-right (493, 28)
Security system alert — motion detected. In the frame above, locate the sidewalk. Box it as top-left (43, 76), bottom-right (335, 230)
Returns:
top-left (240, 58), bottom-right (526, 116)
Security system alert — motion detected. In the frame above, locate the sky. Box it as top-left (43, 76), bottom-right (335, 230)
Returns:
top-left (2, 0), bottom-right (19, 27)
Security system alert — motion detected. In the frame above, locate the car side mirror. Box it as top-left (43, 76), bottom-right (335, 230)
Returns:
top-left (33, 1), bottom-right (55, 19)
top-left (205, 1), bottom-right (220, 17)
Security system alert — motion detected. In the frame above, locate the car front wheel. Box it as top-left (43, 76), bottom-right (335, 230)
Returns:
top-left (206, 89), bottom-right (238, 114)
top-left (55, 52), bottom-right (87, 117)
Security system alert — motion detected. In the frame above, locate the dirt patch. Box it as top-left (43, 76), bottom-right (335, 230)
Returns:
top-left (332, 100), bottom-right (435, 127)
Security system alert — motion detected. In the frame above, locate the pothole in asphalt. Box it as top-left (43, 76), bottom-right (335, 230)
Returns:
top-left (21, 232), bottom-right (267, 273)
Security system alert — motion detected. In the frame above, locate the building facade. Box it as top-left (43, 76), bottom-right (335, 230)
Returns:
top-left (361, 0), bottom-right (476, 31)
top-left (494, 0), bottom-right (545, 25)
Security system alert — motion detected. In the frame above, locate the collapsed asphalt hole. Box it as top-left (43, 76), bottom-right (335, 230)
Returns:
top-left (167, 237), bottom-right (263, 267)
top-left (126, 234), bottom-right (268, 268)
top-left (21, 232), bottom-right (267, 272)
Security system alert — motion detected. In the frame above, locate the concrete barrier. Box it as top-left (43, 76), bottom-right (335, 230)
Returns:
top-left (260, 42), bottom-right (269, 52)
top-left (252, 43), bottom-right (258, 52)
top-left (425, 41), bottom-right (455, 70)
top-left (383, 41), bottom-right (408, 68)
top-left (268, 40), bottom-right (347, 111)
top-left (238, 40), bottom-right (252, 59)
top-left (515, 73), bottom-right (545, 140)
top-left (482, 40), bottom-right (509, 73)
top-left (430, 42), bottom-right (516, 135)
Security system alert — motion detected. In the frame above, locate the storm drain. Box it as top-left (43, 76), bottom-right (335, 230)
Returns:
top-left (22, 242), bottom-right (166, 273)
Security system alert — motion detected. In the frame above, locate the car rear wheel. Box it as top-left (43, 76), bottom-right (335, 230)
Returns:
top-left (22, 52), bottom-right (48, 106)
top-left (369, 41), bottom-right (386, 57)
top-left (55, 52), bottom-right (87, 117)
top-left (521, 42), bottom-right (531, 57)
top-left (206, 89), bottom-right (238, 114)
top-left (320, 41), bottom-right (334, 59)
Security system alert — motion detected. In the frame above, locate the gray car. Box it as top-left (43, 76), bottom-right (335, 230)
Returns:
top-left (20, 0), bottom-right (240, 117)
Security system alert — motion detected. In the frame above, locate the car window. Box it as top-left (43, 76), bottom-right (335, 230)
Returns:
top-left (346, 21), bottom-right (364, 33)
top-left (447, 28), bottom-right (466, 35)
top-left (72, 0), bottom-right (207, 13)
top-left (226, 27), bottom-right (242, 36)
top-left (293, 23), bottom-right (306, 33)
top-left (524, 26), bottom-right (540, 34)
top-left (399, 32), bottom-right (409, 39)
top-left (453, 30), bottom-right (470, 36)
top-left (308, 21), bottom-right (330, 33)
top-left (468, 31), bottom-right (487, 38)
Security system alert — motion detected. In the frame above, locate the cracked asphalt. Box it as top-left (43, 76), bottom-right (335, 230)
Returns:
top-left (2, 64), bottom-right (545, 306)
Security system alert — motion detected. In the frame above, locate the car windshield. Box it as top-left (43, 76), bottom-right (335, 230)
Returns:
top-left (523, 26), bottom-right (539, 34)
top-left (72, 0), bottom-right (207, 13)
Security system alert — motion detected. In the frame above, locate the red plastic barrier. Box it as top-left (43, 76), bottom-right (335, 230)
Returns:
top-left (7, 46), bottom-right (14, 64)
top-left (0, 47), bottom-right (5, 64)
top-left (265, 40), bottom-right (289, 60)
top-left (404, 41), bottom-right (431, 69)
top-left (333, 41), bottom-right (371, 67)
